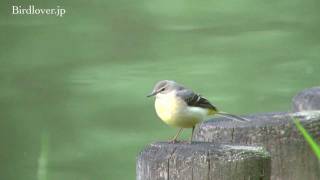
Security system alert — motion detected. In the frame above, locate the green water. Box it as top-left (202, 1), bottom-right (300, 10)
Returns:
top-left (1, 1), bottom-right (320, 180)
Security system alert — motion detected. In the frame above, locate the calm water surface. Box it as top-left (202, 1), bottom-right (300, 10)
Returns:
top-left (1, 1), bottom-right (320, 180)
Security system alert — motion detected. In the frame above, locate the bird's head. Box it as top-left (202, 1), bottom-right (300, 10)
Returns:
top-left (147, 80), bottom-right (181, 98)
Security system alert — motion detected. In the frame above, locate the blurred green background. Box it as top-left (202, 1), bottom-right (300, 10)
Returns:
top-left (1, 0), bottom-right (320, 180)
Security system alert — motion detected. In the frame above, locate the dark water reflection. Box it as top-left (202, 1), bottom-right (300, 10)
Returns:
top-left (1, 1), bottom-right (320, 179)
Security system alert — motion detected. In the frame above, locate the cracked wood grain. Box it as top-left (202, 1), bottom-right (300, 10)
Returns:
top-left (137, 142), bottom-right (270, 180)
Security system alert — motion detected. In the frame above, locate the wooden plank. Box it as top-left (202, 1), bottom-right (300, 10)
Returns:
top-left (293, 86), bottom-right (320, 112)
top-left (137, 142), bottom-right (270, 180)
top-left (195, 87), bottom-right (320, 179)
top-left (195, 111), bottom-right (320, 180)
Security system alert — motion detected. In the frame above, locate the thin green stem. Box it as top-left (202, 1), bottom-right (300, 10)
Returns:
top-left (293, 118), bottom-right (320, 160)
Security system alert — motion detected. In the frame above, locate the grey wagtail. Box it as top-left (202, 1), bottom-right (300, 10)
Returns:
top-left (147, 80), bottom-right (249, 142)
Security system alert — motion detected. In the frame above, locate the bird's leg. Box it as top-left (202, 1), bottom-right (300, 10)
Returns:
top-left (170, 128), bottom-right (183, 143)
top-left (189, 126), bottom-right (195, 143)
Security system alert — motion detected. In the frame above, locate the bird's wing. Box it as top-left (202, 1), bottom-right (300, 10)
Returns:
top-left (176, 89), bottom-right (218, 111)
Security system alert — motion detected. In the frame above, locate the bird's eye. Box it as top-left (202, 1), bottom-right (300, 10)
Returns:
top-left (160, 87), bottom-right (165, 91)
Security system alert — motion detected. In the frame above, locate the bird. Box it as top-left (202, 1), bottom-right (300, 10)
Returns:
top-left (147, 80), bottom-right (249, 143)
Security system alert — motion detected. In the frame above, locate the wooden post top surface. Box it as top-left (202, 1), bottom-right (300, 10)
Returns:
top-left (137, 142), bottom-right (271, 180)
top-left (198, 111), bottom-right (320, 129)
top-left (293, 86), bottom-right (320, 112)
top-left (139, 141), bottom-right (270, 160)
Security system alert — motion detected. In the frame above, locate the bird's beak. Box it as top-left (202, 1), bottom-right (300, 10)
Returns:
top-left (146, 91), bottom-right (157, 97)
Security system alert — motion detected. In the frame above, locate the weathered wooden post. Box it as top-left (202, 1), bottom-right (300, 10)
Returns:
top-left (195, 87), bottom-right (320, 180)
top-left (293, 87), bottom-right (320, 112)
top-left (137, 142), bottom-right (270, 180)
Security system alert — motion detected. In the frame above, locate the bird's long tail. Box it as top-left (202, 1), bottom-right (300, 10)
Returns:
top-left (216, 111), bottom-right (249, 122)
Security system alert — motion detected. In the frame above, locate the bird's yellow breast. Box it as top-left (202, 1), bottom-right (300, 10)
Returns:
top-left (154, 92), bottom-right (207, 128)
top-left (155, 92), bottom-right (183, 122)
